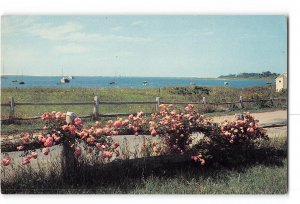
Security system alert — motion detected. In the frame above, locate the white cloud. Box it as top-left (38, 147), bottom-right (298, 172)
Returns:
top-left (27, 22), bottom-right (83, 41)
top-left (203, 31), bottom-right (214, 35)
top-left (111, 26), bottom-right (123, 31)
top-left (191, 29), bottom-right (214, 36)
top-left (53, 44), bottom-right (91, 54)
top-left (2, 16), bottom-right (38, 35)
top-left (104, 34), bottom-right (152, 42)
top-left (3, 18), bottom-right (151, 43)
top-left (131, 20), bottom-right (145, 26)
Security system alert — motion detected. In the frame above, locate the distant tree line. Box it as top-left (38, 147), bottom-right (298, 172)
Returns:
top-left (218, 71), bottom-right (279, 79)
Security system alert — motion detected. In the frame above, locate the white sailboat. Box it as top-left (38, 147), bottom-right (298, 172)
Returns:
top-left (60, 67), bottom-right (71, 84)
top-left (60, 77), bottom-right (70, 83)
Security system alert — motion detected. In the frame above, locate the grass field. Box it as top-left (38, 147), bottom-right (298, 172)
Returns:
top-left (1, 134), bottom-right (287, 194)
top-left (0, 85), bottom-right (287, 134)
top-left (1, 85), bottom-right (287, 119)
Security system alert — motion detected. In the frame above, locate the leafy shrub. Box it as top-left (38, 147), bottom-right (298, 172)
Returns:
top-left (2, 106), bottom-right (269, 169)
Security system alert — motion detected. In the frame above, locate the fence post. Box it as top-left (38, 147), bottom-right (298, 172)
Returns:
top-left (202, 96), bottom-right (206, 104)
top-left (156, 97), bottom-right (161, 112)
top-left (93, 96), bottom-right (99, 120)
top-left (270, 96), bottom-right (274, 106)
top-left (9, 97), bottom-right (15, 122)
top-left (239, 96), bottom-right (244, 108)
top-left (61, 141), bottom-right (78, 183)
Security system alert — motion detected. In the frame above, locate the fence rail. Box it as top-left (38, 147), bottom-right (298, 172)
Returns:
top-left (1, 96), bottom-right (287, 122)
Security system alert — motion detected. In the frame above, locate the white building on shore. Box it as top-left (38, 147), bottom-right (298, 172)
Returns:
top-left (275, 73), bottom-right (287, 92)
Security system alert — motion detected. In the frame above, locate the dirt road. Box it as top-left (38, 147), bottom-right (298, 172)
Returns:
top-left (211, 110), bottom-right (287, 125)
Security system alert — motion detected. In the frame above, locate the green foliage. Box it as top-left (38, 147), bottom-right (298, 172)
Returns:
top-left (218, 71), bottom-right (280, 79)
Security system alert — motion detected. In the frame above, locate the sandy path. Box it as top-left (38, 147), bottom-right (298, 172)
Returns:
top-left (211, 110), bottom-right (287, 125)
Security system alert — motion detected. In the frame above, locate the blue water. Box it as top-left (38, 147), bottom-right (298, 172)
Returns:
top-left (0, 76), bottom-right (273, 89)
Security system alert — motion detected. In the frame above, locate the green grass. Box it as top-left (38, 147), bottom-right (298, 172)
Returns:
top-left (1, 159), bottom-right (287, 194)
top-left (131, 160), bottom-right (287, 194)
top-left (1, 86), bottom-right (287, 135)
top-left (1, 137), bottom-right (287, 194)
top-left (1, 86), bottom-right (287, 119)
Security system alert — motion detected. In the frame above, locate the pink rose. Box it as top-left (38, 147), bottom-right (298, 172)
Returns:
top-left (44, 137), bottom-right (53, 147)
top-left (17, 145), bottom-right (24, 151)
top-left (2, 158), bottom-right (11, 166)
top-left (31, 152), bottom-right (38, 159)
top-left (113, 121), bottom-right (122, 128)
top-left (21, 159), bottom-right (30, 165)
top-left (74, 117), bottom-right (82, 125)
top-left (42, 147), bottom-right (50, 155)
top-left (151, 129), bottom-right (157, 137)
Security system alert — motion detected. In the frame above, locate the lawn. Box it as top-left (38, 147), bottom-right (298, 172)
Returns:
top-left (1, 85), bottom-right (287, 119)
top-left (0, 85), bottom-right (287, 135)
top-left (1, 134), bottom-right (287, 194)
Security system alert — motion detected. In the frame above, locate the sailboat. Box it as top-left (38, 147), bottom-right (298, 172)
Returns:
top-left (60, 77), bottom-right (70, 83)
top-left (60, 67), bottom-right (70, 84)
top-left (19, 71), bottom-right (25, 85)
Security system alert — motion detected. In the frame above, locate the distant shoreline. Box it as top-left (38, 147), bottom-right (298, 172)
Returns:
top-left (218, 77), bottom-right (276, 81)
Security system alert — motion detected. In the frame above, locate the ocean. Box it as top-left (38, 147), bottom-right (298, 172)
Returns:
top-left (0, 76), bottom-right (273, 89)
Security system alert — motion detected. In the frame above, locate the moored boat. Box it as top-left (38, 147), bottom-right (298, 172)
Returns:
top-left (60, 77), bottom-right (70, 83)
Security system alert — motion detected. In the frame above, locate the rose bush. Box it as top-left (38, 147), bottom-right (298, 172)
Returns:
top-left (191, 112), bottom-right (269, 166)
top-left (148, 104), bottom-right (212, 154)
top-left (1, 106), bottom-right (269, 168)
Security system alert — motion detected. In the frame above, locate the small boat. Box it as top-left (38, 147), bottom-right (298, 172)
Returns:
top-left (66, 76), bottom-right (74, 80)
top-left (109, 81), bottom-right (116, 85)
top-left (59, 67), bottom-right (72, 83)
top-left (143, 81), bottom-right (148, 85)
top-left (12, 80), bottom-right (18, 83)
top-left (266, 82), bottom-right (272, 85)
top-left (224, 81), bottom-right (229, 86)
top-left (60, 77), bottom-right (70, 83)
top-left (19, 71), bottom-right (25, 84)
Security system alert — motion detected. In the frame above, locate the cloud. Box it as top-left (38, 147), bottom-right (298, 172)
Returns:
top-left (53, 43), bottom-right (91, 54)
top-left (191, 29), bottom-right (214, 36)
top-left (2, 16), bottom-right (38, 35)
top-left (2, 17), bottom-right (151, 43)
top-left (111, 26), bottom-right (123, 31)
top-left (202, 31), bottom-right (214, 35)
top-left (28, 22), bottom-right (83, 41)
top-left (131, 20), bottom-right (145, 26)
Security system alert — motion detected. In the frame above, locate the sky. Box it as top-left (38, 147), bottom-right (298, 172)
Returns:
top-left (1, 15), bottom-right (287, 77)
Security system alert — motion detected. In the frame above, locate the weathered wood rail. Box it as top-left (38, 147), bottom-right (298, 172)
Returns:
top-left (0, 96), bottom-right (287, 122)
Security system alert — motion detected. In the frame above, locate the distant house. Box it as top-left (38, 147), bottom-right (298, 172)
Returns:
top-left (276, 73), bottom-right (287, 92)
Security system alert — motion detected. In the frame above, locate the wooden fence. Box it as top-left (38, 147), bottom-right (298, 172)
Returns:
top-left (1, 96), bottom-right (287, 122)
